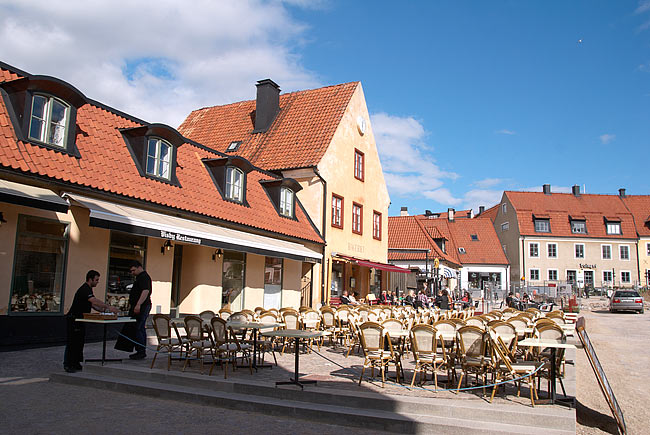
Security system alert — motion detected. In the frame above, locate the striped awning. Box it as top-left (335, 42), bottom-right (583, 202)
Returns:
top-left (442, 267), bottom-right (455, 278)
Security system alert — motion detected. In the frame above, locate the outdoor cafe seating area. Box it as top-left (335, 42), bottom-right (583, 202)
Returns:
top-left (148, 304), bottom-right (576, 407)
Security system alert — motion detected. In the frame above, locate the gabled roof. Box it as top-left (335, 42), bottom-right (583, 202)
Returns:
top-left (620, 195), bottom-right (650, 237)
top-left (0, 62), bottom-right (323, 244)
top-left (178, 82), bottom-right (359, 171)
top-left (443, 218), bottom-right (509, 265)
top-left (476, 203), bottom-right (499, 222)
top-left (504, 191), bottom-right (636, 239)
top-left (387, 215), bottom-right (455, 264)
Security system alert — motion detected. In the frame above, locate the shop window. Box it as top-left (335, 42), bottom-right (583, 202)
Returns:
top-left (106, 231), bottom-right (146, 310)
top-left (331, 262), bottom-right (344, 297)
top-left (222, 251), bottom-right (245, 311)
top-left (263, 257), bottom-right (282, 309)
top-left (10, 215), bottom-right (68, 313)
top-left (567, 270), bottom-right (577, 284)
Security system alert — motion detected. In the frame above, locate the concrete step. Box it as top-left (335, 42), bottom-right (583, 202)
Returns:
top-left (50, 366), bottom-right (574, 434)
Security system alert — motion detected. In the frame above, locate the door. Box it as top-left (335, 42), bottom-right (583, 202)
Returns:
top-left (170, 245), bottom-right (183, 316)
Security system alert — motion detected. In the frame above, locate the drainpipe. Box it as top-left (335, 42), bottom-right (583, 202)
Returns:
top-left (521, 237), bottom-right (525, 294)
top-left (313, 167), bottom-right (328, 305)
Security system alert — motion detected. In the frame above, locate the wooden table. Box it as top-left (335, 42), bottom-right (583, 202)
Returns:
top-left (261, 329), bottom-right (330, 389)
top-left (518, 338), bottom-right (575, 405)
top-left (227, 321), bottom-right (283, 370)
top-left (76, 317), bottom-right (136, 365)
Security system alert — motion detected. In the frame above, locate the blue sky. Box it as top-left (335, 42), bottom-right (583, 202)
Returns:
top-left (1, 1), bottom-right (649, 215)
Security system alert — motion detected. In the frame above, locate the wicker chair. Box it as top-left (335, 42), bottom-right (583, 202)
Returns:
top-left (410, 324), bottom-right (446, 389)
top-left (208, 317), bottom-right (233, 378)
top-left (465, 316), bottom-right (487, 330)
top-left (150, 314), bottom-right (188, 370)
top-left (456, 325), bottom-right (490, 394)
top-left (218, 308), bottom-right (232, 321)
top-left (182, 315), bottom-right (213, 374)
top-left (281, 310), bottom-right (301, 354)
top-left (358, 322), bottom-right (402, 388)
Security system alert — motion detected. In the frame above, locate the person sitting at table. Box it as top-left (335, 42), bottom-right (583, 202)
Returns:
top-left (417, 290), bottom-right (429, 309)
top-left (348, 291), bottom-right (360, 306)
top-left (64, 270), bottom-right (119, 373)
top-left (404, 289), bottom-right (416, 306)
top-left (435, 289), bottom-right (451, 311)
top-left (461, 291), bottom-right (472, 308)
top-left (340, 290), bottom-right (352, 305)
top-left (378, 290), bottom-right (390, 305)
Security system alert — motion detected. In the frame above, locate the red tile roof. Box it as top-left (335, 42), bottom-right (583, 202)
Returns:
top-left (178, 82), bottom-right (359, 171)
top-left (477, 203), bottom-right (499, 222)
top-left (621, 195), bottom-right (650, 237)
top-left (387, 215), bottom-right (454, 264)
top-left (505, 191), bottom-right (636, 239)
top-left (0, 63), bottom-right (323, 244)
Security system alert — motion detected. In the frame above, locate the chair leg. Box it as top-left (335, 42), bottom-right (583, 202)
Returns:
top-left (150, 345), bottom-right (160, 369)
top-left (358, 364), bottom-right (366, 386)
top-left (411, 364), bottom-right (419, 387)
top-left (456, 372), bottom-right (464, 394)
top-left (490, 374), bottom-right (500, 403)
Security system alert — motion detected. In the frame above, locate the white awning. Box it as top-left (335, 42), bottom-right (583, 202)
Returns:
top-left (0, 179), bottom-right (69, 213)
top-left (64, 193), bottom-right (322, 262)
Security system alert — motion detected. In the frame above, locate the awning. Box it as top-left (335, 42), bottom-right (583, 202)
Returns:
top-left (0, 179), bottom-right (69, 213)
top-left (64, 193), bottom-right (322, 262)
top-left (333, 253), bottom-right (410, 273)
top-left (442, 267), bottom-right (455, 278)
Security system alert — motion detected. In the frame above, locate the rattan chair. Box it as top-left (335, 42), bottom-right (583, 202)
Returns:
top-left (150, 314), bottom-right (188, 370)
top-left (410, 324), bottom-right (446, 389)
top-left (208, 317), bottom-right (233, 378)
top-left (358, 321), bottom-right (402, 388)
top-left (456, 325), bottom-right (490, 394)
top-left (182, 315), bottom-right (213, 374)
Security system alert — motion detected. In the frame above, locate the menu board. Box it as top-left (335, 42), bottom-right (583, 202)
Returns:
top-left (575, 317), bottom-right (626, 435)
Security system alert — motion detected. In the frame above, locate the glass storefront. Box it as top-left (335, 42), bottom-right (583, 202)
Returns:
top-left (10, 215), bottom-right (68, 313)
top-left (369, 269), bottom-right (382, 298)
top-left (106, 231), bottom-right (146, 310)
top-left (263, 257), bottom-right (282, 309)
top-left (330, 262), bottom-right (344, 297)
top-left (222, 251), bottom-right (245, 311)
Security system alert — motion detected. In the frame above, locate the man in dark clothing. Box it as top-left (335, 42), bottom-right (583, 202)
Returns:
top-left (128, 261), bottom-right (152, 360)
top-left (64, 270), bottom-right (119, 373)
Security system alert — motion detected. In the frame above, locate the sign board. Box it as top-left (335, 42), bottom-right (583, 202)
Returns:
top-left (575, 317), bottom-right (626, 434)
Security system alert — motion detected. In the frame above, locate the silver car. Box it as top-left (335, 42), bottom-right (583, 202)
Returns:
top-left (609, 290), bottom-right (644, 314)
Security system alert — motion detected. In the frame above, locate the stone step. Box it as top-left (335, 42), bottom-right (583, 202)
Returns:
top-left (51, 367), bottom-right (574, 434)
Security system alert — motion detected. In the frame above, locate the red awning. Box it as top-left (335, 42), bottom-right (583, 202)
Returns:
top-left (334, 254), bottom-right (411, 273)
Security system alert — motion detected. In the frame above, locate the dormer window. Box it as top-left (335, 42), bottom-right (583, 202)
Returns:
top-left (227, 141), bottom-right (242, 152)
top-left (146, 137), bottom-right (171, 179)
top-left (226, 166), bottom-right (244, 202)
top-left (571, 219), bottom-right (586, 234)
top-left (29, 94), bottom-right (69, 147)
top-left (280, 187), bottom-right (294, 217)
top-left (534, 216), bottom-right (550, 233)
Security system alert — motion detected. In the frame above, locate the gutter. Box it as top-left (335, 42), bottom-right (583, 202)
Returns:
top-left (313, 167), bottom-right (328, 304)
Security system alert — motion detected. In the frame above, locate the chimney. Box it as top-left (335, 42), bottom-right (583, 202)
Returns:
top-left (467, 210), bottom-right (474, 218)
top-left (572, 185), bottom-right (580, 197)
top-left (400, 206), bottom-right (409, 216)
top-left (448, 208), bottom-right (455, 221)
top-left (618, 188), bottom-right (626, 198)
top-left (542, 184), bottom-right (551, 195)
top-left (254, 79), bottom-right (280, 133)
top-left (478, 205), bottom-right (485, 215)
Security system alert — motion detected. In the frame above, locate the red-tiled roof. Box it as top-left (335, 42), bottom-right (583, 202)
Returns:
top-left (444, 218), bottom-right (508, 265)
top-left (621, 195), bottom-right (650, 237)
top-left (178, 82), bottom-right (359, 171)
top-left (476, 203), bottom-right (499, 222)
top-left (505, 191), bottom-right (635, 239)
top-left (387, 215), bottom-right (454, 264)
top-left (0, 64), bottom-right (323, 244)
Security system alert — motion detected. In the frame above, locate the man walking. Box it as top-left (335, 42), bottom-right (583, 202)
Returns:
top-left (128, 261), bottom-right (152, 360)
top-left (64, 270), bottom-right (119, 373)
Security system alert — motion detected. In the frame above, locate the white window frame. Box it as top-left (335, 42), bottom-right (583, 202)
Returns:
top-left (574, 243), bottom-right (585, 259)
top-left (534, 219), bottom-right (550, 233)
top-left (601, 244), bottom-right (612, 260)
top-left (566, 269), bottom-right (577, 284)
top-left (570, 220), bottom-right (587, 234)
top-left (501, 222), bottom-right (509, 232)
top-left (28, 94), bottom-right (69, 148)
top-left (145, 137), bottom-right (172, 180)
top-left (547, 269), bottom-right (558, 281)
top-left (606, 222), bottom-right (621, 235)
top-left (529, 268), bottom-right (540, 281)
top-left (279, 187), bottom-right (294, 217)
top-left (619, 245), bottom-right (630, 261)
top-left (620, 270), bottom-right (631, 284)
top-left (602, 270), bottom-right (613, 283)
top-left (225, 166), bottom-right (244, 202)
top-left (529, 242), bottom-right (539, 258)
top-left (547, 242), bottom-right (558, 259)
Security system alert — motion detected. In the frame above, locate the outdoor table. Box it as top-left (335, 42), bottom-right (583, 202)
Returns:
top-left (518, 338), bottom-right (575, 405)
top-left (227, 320), bottom-right (283, 370)
top-left (76, 317), bottom-right (136, 365)
top-left (261, 329), bottom-right (330, 389)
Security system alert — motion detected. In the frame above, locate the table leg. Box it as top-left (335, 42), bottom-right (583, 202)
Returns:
top-left (102, 323), bottom-right (107, 365)
top-left (276, 337), bottom-right (316, 389)
top-left (84, 322), bottom-right (125, 365)
top-left (550, 348), bottom-right (557, 404)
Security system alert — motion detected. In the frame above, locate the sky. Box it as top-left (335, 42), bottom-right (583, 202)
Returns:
top-left (1, 0), bottom-right (649, 216)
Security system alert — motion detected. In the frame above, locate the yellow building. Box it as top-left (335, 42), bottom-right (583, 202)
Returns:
top-left (179, 79), bottom-right (401, 305)
top-left (620, 193), bottom-right (650, 287)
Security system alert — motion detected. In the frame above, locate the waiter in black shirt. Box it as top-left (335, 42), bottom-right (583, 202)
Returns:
top-left (64, 270), bottom-right (118, 373)
top-left (128, 260), bottom-right (152, 360)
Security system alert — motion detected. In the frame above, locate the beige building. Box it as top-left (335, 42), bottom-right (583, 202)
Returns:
top-left (619, 194), bottom-right (650, 287)
top-left (0, 61), bottom-right (323, 346)
top-left (493, 185), bottom-right (639, 292)
top-left (179, 79), bottom-right (401, 306)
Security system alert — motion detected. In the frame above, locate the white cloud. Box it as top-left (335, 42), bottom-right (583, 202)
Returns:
top-left (520, 185), bottom-right (573, 193)
top-left (600, 134), bottom-right (616, 144)
top-left (636, 0), bottom-right (650, 14)
top-left (0, 0), bottom-right (320, 126)
top-left (422, 188), bottom-right (462, 206)
top-left (462, 189), bottom-right (503, 213)
top-left (372, 112), bottom-right (459, 199)
top-left (495, 129), bottom-right (516, 135)
top-left (473, 178), bottom-right (504, 189)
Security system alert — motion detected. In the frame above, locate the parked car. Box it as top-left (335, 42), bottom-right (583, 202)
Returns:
top-left (609, 290), bottom-right (644, 314)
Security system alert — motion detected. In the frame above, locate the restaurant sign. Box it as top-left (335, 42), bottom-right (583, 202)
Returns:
top-left (579, 264), bottom-right (596, 270)
top-left (160, 230), bottom-right (202, 245)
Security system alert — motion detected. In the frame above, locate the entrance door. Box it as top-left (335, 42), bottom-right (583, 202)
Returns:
top-left (584, 270), bottom-right (594, 287)
top-left (170, 245), bottom-right (183, 316)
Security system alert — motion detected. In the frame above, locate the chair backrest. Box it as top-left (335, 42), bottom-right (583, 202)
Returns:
top-left (210, 316), bottom-right (228, 344)
top-left (433, 320), bottom-right (457, 334)
top-left (534, 318), bottom-right (555, 328)
top-left (358, 322), bottom-right (384, 352)
top-left (507, 317), bottom-right (528, 331)
top-left (184, 315), bottom-right (204, 341)
top-left (546, 310), bottom-right (564, 319)
top-left (358, 308), bottom-right (370, 322)
top-left (299, 306), bottom-right (310, 313)
top-left (283, 311), bottom-right (300, 329)
top-left (303, 309), bottom-right (320, 322)
top-left (536, 323), bottom-right (565, 341)
top-left (219, 308), bottom-right (232, 321)
top-left (410, 324), bottom-right (438, 355)
top-left (199, 310), bottom-right (215, 322)
top-left (254, 306), bottom-right (265, 315)
top-left (152, 314), bottom-right (171, 340)
top-left (321, 308), bottom-right (336, 327)
top-left (336, 308), bottom-right (350, 323)
top-left (465, 316), bottom-right (486, 329)
top-left (449, 318), bottom-right (466, 328)
top-left (381, 318), bottom-right (404, 333)
top-left (259, 312), bottom-right (278, 324)
top-left (240, 309), bottom-right (255, 321)
top-left (267, 308), bottom-right (279, 316)
top-left (549, 316), bottom-right (566, 326)
top-left (488, 330), bottom-right (514, 372)
top-left (457, 325), bottom-right (486, 358)
top-left (368, 311), bottom-right (379, 322)
top-left (491, 321), bottom-right (516, 337)
top-left (229, 312), bottom-right (248, 323)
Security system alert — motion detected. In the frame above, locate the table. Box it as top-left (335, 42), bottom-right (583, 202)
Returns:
top-left (261, 329), bottom-right (330, 389)
top-left (518, 338), bottom-right (575, 405)
top-left (227, 321), bottom-right (283, 370)
top-left (76, 317), bottom-right (136, 365)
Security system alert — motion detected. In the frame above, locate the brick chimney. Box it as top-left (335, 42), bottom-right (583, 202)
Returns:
top-left (542, 184), bottom-right (551, 195)
top-left (618, 188), bottom-right (626, 198)
top-left (254, 79), bottom-right (280, 133)
top-left (448, 208), bottom-right (455, 221)
top-left (572, 185), bottom-right (580, 197)
top-left (400, 207), bottom-right (408, 216)
top-left (478, 205), bottom-right (485, 215)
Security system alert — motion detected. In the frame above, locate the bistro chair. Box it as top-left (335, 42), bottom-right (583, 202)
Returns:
top-left (410, 324), bottom-right (446, 389)
top-left (182, 315), bottom-right (213, 374)
top-left (208, 317), bottom-right (233, 378)
top-left (456, 326), bottom-right (490, 395)
top-left (358, 322), bottom-right (403, 388)
top-left (465, 316), bottom-right (487, 330)
top-left (218, 308), bottom-right (232, 321)
top-left (150, 314), bottom-right (188, 370)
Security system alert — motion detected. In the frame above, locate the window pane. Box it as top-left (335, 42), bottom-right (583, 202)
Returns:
top-left (48, 123), bottom-right (66, 147)
top-left (159, 161), bottom-right (169, 179)
top-left (222, 251), bottom-right (245, 311)
top-left (32, 95), bottom-right (47, 118)
top-left (146, 156), bottom-right (156, 175)
top-left (50, 99), bottom-right (67, 124)
top-left (10, 216), bottom-right (67, 313)
top-left (147, 139), bottom-right (158, 158)
top-left (106, 231), bottom-right (146, 309)
top-left (159, 143), bottom-right (170, 163)
top-left (264, 257), bottom-right (282, 285)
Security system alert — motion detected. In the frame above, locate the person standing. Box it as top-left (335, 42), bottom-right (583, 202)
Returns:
top-left (64, 270), bottom-right (119, 373)
top-left (128, 261), bottom-right (152, 360)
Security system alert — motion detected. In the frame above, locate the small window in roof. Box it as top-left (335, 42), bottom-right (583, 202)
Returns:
top-left (227, 141), bottom-right (242, 152)
top-left (29, 94), bottom-right (69, 147)
top-left (470, 234), bottom-right (478, 241)
top-left (225, 166), bottom-right (244, 202)
top-left (146, 137), bottom-right (172, 180)
top-left (458, 247), bottom-right (466, 254)
top-left (280, 187), bottom-right (294, 217)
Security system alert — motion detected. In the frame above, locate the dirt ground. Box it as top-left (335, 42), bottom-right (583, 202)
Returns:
top-left (575, 296), bottom-right (650, 435)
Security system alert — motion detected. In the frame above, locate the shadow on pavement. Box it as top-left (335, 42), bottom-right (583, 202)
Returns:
top-left (575, 399), bottom-right (619, 434)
